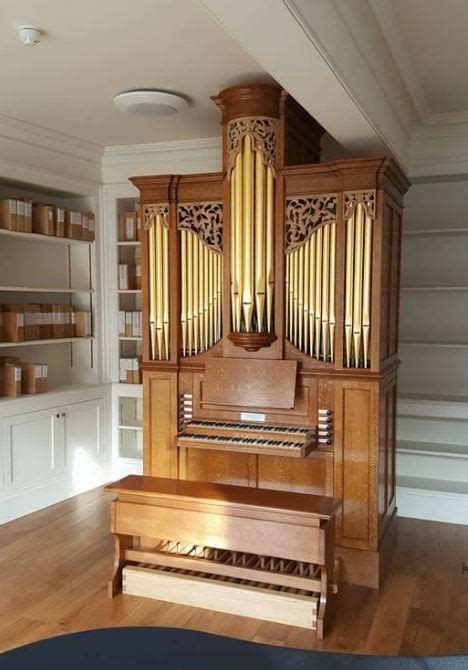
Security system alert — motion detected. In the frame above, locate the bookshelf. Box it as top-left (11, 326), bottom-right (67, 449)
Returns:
top-left (0, 183), bottom-right (97, 399)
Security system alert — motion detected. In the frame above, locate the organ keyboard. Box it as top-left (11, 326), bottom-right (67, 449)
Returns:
top-left (177, 419), bottom-right (316, 458)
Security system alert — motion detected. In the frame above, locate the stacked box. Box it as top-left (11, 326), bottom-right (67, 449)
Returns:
top-left (65, 210), bottom-right (82, 239)
top-left (54, 206), bottom-right (65, 237)
top-left (119, 357), bottom-right (142, 384)
top-left (119, 212), bottom-right (137, 241)
top-left (20, 363), bottom-right (48, 394)
top-left (32, 204), bottom-right (55, 235)
top-left (136, 212), bottom-right (142, 241)
top-left (118, 311), bottom-right (142, 337)
top-left (75, 311), bottom-right (92, 338)
top-left (17, 199), bottom-right (25, 232)
top-left (0, 357), bottom-right (22, 397)
top-left (88, 212), bottom-right (96, 241)
top-left (0, 197), bottom-right (94, 241)
top-left (0, 199), bottom-right (18, 231)
top-left (24, 304), bottom-right (41, 340)
top-left (135, 246), bottom-right (142, 290)
top-left (118, 264), bottom-right (136, 290)
top-left (1, 305), bottom-right (25, 342)
top-left (24, 199), bottom-right (33, 233)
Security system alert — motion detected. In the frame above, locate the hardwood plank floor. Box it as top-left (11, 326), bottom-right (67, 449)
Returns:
top-left (1, 487), bottom-right (467, 656)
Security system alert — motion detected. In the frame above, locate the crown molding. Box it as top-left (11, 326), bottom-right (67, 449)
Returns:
top-left (409, 120), bottom-right (468, 178)
top-left (102, 136), bottom-right (222, 184)
top-left (426, 111), bottom-right (468, 126)
top-left (0, 113), bottom-right (103, 164)
top-left (0, 113), bottom-right (103, 194)
top-left (368, 0), bottom-right (431, 124)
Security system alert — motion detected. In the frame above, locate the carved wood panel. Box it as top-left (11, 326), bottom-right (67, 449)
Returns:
top-left (177, 202), bottom-right (223, 253)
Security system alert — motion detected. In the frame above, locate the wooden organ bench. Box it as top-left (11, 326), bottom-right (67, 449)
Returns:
top-left (106, 475), bottom-right (340, 639)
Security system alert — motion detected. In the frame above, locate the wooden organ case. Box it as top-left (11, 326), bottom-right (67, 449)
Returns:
top-left (129, 84), bottom-right (410, 591)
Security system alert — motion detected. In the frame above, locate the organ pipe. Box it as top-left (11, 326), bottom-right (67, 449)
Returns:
top-left (285, 222), bottom-right (336, 362)
top-left (180, 228), bottom-right (223, 357)
top-left (230, 134), bottom-right (275, 335)
top-left (148, 213), bottom-right (170, 361)
top-left (344, 196), bottom-right (374, 368)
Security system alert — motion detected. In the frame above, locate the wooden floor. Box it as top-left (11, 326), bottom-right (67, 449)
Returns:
top-left (1, 487), bottom-right (468, 656)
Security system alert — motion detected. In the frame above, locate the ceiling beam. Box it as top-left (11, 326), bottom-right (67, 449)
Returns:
top-left (198, 0), bottom-right (413, 170)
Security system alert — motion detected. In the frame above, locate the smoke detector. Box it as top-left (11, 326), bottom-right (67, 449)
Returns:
top-left (18, 26), bottom-right (42, 47)
top-left (113, 90), bottom-right (189, 117)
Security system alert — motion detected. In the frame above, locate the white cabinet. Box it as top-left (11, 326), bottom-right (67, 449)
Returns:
top-left (62, 398), bottom-right (104, 463)
top-left (2, 409), bottom-right (60, 488)
top-left (0, 396), bottom-right (105, 492)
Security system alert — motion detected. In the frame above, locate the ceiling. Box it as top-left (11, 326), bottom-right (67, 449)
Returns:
top-left (0, 0), bottom-right (269, 146)
top-left (372, 0), bottom-right (468, 119)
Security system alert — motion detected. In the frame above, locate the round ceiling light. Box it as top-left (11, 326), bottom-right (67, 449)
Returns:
top-left (113, 90), bottom-right (189, 117)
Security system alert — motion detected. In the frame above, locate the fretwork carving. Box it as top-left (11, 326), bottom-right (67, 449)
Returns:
top-left (178, 202), bottom-right (223, 253)
top-left (144, 203), bottom-right (169, 230)
top-left (285, 195), bottom-right (337, 251)
top-left (344, 191), bottom-right (376, 221)
top-left (227, 117), bottom-right (278, 175)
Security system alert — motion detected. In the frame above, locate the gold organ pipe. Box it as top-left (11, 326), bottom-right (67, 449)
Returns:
top-left (292, 249), bottom-right (299, 346)
top-left (308, 233), bottom-right (316, 357)
top-left (230, 167), bottom-right (236, 330)
top-left (297, 244), bottom-right (304, 351)
top-left (162, 223), bottom-right (169, 360)
top-left (254, 150), bottom-right (266, 332)
top-left (234, 153), bottom-right (243, 332)
top-left (242, 134), bottom-right (254, 332)
top-left (148, 220), bottom-right (157, 360)
top-left (344, 213), bottom-right (355, 367)
top-left (285, 222), bottom-right (336, 362)
top-left (186, 231), bottom-right (193, 355)
top-left (321, 224), bottom-right (330, 361)
top-left (155, 216), bottom-right (164, 360)
top-left (302, 239), bottom-right (310, 355)
top-left (314, 226), bottom-right (323, 359)
top-left (230, 164), bottom-right (238, 331)
top-left (192, 232), bottom-right (199, 354)
top-left (353, 203), bottom-right (364, 367)
top-left (203, 244), bottom-right (209, 350)
top-left (208, 249), bottom-right (214, 348)
top-left (288, 252), bottom-right (294, 342)
top-left (265, 166), bottom-right (275, 333)
top-left (217, 253), bottom-right (222, 340)
top-left (329, 222), bottom-right (336, 362)
top-left (285, 252), bottom-right (289, 339)
top-left (198, 238), bottom-right (205, 350)
top-left (180, 231), bottom-right (187, 356)
top-left (362, 212), bottom-right (372, 368)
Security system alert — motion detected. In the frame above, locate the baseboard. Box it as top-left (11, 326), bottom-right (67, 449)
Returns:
top-left (397, 485), bottom-right (468, 525)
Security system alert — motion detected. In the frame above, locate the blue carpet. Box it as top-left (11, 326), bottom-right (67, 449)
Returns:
top-left (0, 627), bottom-right (466, 670)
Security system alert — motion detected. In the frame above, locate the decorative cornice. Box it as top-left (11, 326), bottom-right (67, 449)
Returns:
top-left (102, 137), bottom-right (221, 184)
top-left (0, 113), bottom-right (103, 194)
top-left (104, 136), bottom-right (221, 158)
top-left (0, 113), bottom-right (103, 165)
top-left (368, 0), bottom-right (430, 124)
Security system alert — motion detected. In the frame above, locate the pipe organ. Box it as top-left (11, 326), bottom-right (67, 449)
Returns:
top-left (121, 83), bottom-right (409, 597)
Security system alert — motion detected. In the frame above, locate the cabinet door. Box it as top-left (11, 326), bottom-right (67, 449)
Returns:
top-left (61, 398), bottom-right (105, 465)
top-left (1, 409), bottom-right (62, 488)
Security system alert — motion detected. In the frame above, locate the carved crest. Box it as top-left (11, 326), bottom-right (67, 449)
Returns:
top-left (144, 203), bottom-right (169, 230)
top-left (227, 117), bottom-right (278, 176)
top-left (344, 191), bottom-right (376, 221)
top-left (178, 202), bottom-right (223, 253)
top-left (285, 195), bottom-right (337, 251)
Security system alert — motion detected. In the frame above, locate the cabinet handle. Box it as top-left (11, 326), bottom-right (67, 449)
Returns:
top-left (56, 413), bottom-right (60, 418)
top-left (61, 412), bottom-right (66, 417)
